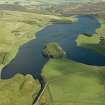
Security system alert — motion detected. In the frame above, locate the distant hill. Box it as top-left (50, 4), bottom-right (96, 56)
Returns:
top-left (0, 0), bottom-right (104, 5)
top-left (0, 0), bottom-right (105, 15)
top-left (38, 0), bottom-right (102, 4)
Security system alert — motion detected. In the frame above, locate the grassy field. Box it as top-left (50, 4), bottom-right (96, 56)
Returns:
top-left (76, 18), bottom-right (105, 55)
top-left (42, 59), bottom-right (105, 105)
top-left (0, 74), bottom-right (40, 105)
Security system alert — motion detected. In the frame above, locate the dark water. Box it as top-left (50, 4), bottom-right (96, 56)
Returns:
top-left (1, 15), bottom-right (105, 79)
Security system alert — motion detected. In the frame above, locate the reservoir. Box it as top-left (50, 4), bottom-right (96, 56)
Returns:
top-left (2, 15), bottom-right (105, 79)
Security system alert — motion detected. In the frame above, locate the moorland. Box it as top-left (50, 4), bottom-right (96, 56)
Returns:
top-left (0, 0), bottom-right (105, 105)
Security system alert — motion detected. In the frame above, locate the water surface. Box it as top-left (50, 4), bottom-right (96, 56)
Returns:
top-left (2, 15), bottom-right (105, 79)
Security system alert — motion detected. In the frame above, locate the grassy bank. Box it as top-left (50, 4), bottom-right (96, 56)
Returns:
top-left (0, 74), bottom-right (40, 105)
top-left (76, 18), bottom-right (105, 55)
top-left (42, 59), bottom-right (105, 105)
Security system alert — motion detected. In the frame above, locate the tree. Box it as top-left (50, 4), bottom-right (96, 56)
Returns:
top-left (43, 42), bottom-right (66, 58)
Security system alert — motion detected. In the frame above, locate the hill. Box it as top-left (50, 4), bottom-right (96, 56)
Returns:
top-left (0, 74), bottom-right (40, 105)
top-left (0, 0), bottom-right (103, 5)
top-left (42, 59), bottom-right (105, 105)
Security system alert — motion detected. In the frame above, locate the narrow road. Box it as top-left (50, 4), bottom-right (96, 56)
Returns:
top-left (32, 76), bottom-right (46, 105)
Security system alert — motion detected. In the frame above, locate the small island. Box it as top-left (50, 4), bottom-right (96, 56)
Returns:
top-left (43, 42), bottom-right (66, 58)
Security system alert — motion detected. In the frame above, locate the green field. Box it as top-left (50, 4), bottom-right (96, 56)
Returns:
top-left (42, 59), bottom-right (105, 105)
top-left (0, 74), bottom-right (40, 105)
